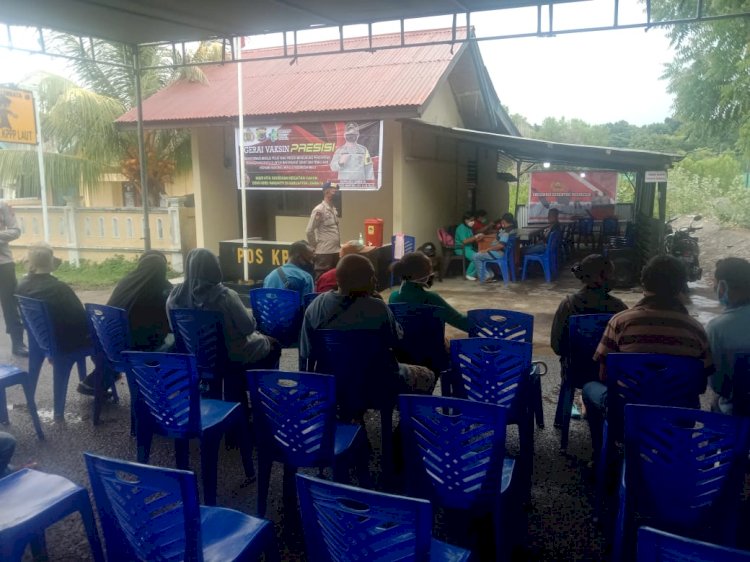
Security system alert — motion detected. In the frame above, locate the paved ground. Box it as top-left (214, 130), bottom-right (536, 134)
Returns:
top-left (2, 258), bottom-right (725, 561)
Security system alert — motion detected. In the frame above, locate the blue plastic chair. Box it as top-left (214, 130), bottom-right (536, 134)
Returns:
top-left (0, 364), bottom-right (44, 439)
top-left (122, 351), bottom-right (255, 506)
top-left (577, 217), bottom-right (595, 249)
top-left (599, 216), bottom-right (620, 249)
top-left (296, 473), bottom-right (471, 562)
top-left (467, 309), bottom-right (544, 429)
top-left (555, 313), bottom-right (613, 451)
top-left (169, 308), bottom-right (229, 399)
top-left (595, 353), bottom-right (707, 520)
top-left (303, 292), bottom-right (320, 310)
top-left (614, 405), bottom-right (750, 561)
top-left (399, 394), bottom-right (516, 557)
top-left (306, 329), bottom-right (399, 487)
top-left (389, 303), bottom-right (447, 374)
top-left (637, 527), bottom-right (750, 562)
top-left (16, 295), bottom-right (95, 421)
top-left (390, 234), bottom-right (417, 286)
top-left (247, 370), bottom-right (370, 518)
top-left (476, 235), bottom-right (518, 285)
top-left (249, 288), bottom-right (303, 348)
top-left (522, 229), bottom-right (561, 282)
top-left (447, 337), bottom-right (534, 486)
top-left (0, 468), bottom-right (104, 561)
top-left (84, 452), bottom-right (276, 562)
top-left (85, 304), bottom-right (133, 431)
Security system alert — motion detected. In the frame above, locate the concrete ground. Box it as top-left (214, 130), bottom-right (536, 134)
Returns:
top-left (1, 258), bottom-right (724, 561)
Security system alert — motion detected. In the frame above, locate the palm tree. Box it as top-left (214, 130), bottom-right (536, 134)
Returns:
top-left (0, 36), bottom-right (225, 205)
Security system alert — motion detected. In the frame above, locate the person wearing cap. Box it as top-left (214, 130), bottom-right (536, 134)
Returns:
top-left (550, 254), bottom-right (628, 427)
top-left (0, 200), bottom-right (28, 356)
top-left (329, 122), bottom-right (375, 185)
top-left (263, 240), bottom-right (315, 298)
top-left (16, 242), bottom-right (95, 355)
top-left (306, 181), bottom-right (342, 280)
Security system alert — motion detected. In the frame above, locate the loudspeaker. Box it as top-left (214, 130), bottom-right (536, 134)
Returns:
top-left (607, 248), bottom-right (639, 288)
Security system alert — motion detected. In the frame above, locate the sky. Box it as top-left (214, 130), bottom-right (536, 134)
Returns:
top-left (0, 0), bottom-right (676, 127)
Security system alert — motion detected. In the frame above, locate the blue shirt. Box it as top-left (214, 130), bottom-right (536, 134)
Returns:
top-left (263, 263), bottom-right (314, 298)
top-left (707, 303), bottom-right (750, 398)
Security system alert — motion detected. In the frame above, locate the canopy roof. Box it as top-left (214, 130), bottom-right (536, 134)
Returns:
top-left (405, 120), bottom-right (682, 172)
top-left (2, 0), bottom-right (581, 45)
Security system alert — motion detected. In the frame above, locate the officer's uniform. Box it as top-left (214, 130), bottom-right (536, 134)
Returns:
top-left (0, 202), bottom-right (25, 352)
top-left (306, 200), bottom-right (341, 280)
top-left (330, 143), bottom-right (375, 184)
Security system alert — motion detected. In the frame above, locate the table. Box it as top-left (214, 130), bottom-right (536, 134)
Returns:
top-left (517, 226), bottom-right (545, 243)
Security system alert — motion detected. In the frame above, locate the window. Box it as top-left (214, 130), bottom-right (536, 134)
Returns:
top-left (112, 217), bottom-right (119, 238)
top-left (58, 218), bottom-right (66, 236)
top-left (98, 217), bottom-right (105, 237)
top-left (18, 217), bottom-right (25, 235)
top-left (84, 217), bottom-right (92, 236)
top-left (156, 218), bottom-right (164, 240)
top-left (126, 218), bottom-right (133, 239)
top-left (32, 217), bottom-right (39, 235)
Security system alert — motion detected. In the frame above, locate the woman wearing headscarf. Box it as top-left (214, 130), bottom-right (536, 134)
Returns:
top-left (167, 248), bottom-right (281, 373)
top-left (78, 251), bottom-right (175, 395)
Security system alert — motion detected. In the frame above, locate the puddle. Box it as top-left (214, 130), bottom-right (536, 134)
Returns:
top-left (36, 408), bottom-right (84, 424)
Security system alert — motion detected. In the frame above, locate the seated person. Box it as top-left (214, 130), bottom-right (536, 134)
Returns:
top-left (472, 212), bottom-right (518, 283)
top-left (583, 255), bottom-right (712, 463)
top-left (550, 254), bottom-right (628, 427)
top-left (263, 240), bottom-right (314, 298)
top-left (300, 254), bottom-right (436, 400)
top-left (389, 251), bottom-right (470, 332)
top-left (17, 243), bottom-right (91, 355)
top-left (315, 241), bottom-right (365, 293)
top-left (79, 250), bottom-right (174, 394)
top-left (472, 209), bottom-right (493, 235)
top-left (525, 208), bottom-right (561, 255)
top-left (167, 248), bottom-right (281, 403)
top-left (454, 212), bottom-right (485, 281)
top-left (707, 257), bottom-right (750, 414)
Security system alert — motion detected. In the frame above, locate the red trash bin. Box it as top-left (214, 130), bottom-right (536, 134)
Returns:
top-left (364, 218), bottom-right (384, 247)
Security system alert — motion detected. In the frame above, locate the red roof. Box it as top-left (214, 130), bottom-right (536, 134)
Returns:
top-left (117, 28), bottom-right (467, 126)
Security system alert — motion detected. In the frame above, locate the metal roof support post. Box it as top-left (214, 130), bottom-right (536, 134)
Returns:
top-left (236, 36), bottom-right (249, 282)
top-left (133, 45), bottom-right (151, 250)
top-left (514, 160), bottom-right (521, 212)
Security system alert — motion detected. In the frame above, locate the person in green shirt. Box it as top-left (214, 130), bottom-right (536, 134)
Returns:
top-left (454, 212), bottom-right (485, 280)
top-left (389, 251), bottom-right (470, 332)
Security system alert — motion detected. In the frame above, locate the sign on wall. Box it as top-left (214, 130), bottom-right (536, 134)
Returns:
top-left (528, 171), bottom-right (618, 223)
top-left (0, 87), bottom-right (37, 145)
top-left (238, 121), bottom-right (383, 190)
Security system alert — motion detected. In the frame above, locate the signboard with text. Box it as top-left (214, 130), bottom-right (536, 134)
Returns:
top-left (238, 121), bottom-right (382, 190)
top-left (0, 87), bottom-right (37, 145)
top-left (528, 171), bottom-right (618, 223)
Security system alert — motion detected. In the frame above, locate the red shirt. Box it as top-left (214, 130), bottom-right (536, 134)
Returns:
top-left (315, 268), bottom-right (337, 293)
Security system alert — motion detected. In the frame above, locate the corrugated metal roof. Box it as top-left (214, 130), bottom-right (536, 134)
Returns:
top-left (117, 28), bottom-right (466, 126)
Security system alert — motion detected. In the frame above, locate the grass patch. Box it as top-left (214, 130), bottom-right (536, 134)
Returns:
top-left (15, 254), bottom-right (181, 291)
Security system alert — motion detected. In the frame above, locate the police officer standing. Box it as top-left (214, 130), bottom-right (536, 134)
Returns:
top-left (306, 182), bottom-right (342, 280)
top-left (0, 201), bottom-right (27, 357)
top-left (330, 122), bottom-right (375, 186)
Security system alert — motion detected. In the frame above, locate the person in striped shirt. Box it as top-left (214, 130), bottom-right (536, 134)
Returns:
top-left (582, 255), bottom-right (712, 461)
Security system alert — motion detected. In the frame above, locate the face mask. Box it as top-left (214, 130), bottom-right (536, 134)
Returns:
top-left (413, 273), bottom-right (434, 288)
top-left (467, 220), bottom-right (475, 228)
top-left (716, 280), bottom-right (730, 307)
top-left (344, 133), bottom-right (358, 143)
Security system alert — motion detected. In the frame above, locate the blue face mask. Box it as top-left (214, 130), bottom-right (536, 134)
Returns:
top-left (716, 280), bottom-right (730, 307)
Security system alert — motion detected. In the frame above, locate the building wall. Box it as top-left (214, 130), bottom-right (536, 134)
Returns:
top-left (191, 126), bottom-right (240, 253)
top-left (419, 79), bottom-right (464, 129)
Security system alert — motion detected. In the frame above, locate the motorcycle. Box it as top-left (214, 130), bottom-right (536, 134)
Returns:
top-left (664, 214), bottom-right (703, 282)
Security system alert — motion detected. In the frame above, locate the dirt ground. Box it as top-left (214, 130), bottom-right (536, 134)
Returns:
top-left (3, 222), bottom-right (749, 561)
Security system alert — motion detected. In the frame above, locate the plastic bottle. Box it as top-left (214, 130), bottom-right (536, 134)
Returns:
top-left (358, 232), bottom-right (364, 245)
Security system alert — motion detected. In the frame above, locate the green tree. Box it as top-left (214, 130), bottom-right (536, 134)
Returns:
top-left (652, 0), bottom-right (750, 161)
top-left (0, 37), bottom-right (224, 204)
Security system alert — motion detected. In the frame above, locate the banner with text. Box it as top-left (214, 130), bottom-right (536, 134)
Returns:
top-left (528, 171), bottom-right (618, 223)
top-left (239, 121), bottom-right (382, 190)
